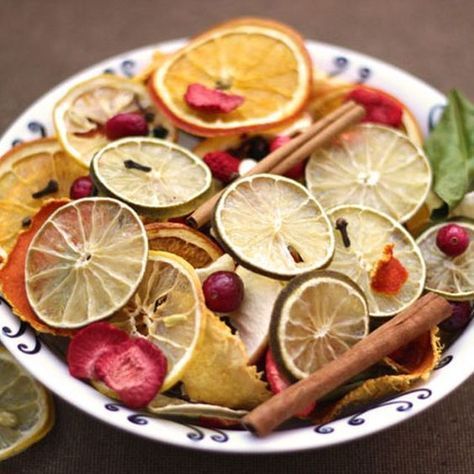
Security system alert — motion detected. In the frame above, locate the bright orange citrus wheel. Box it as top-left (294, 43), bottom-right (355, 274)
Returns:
top-left (150, 18), bottom-right (313, 136)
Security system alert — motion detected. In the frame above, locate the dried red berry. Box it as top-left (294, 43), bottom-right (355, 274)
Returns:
top-left (104, 113), bottom-right (149, 140)
top-left (203, 151), bottom-right (240, 184)
top-left (440, 301), bottom-right (472, 332)
top-left (70, 176), bottom-right (94, 200)
top-left (67, 322), bottom-right (129, 379)
top-left (184, 84), bottom-right (244, 113)
top-left (265, 349), bottom-right (316, 417)
top-left (269, 135), bottom-right (306, 180)
top-left (95, 338), bottom-right (167, 409)
top-left (202, 271), bottom-right (244, 313)
top-left (436, 224), bottom-right (470, 257)
top-left (346, 86), bottom-right (403, 128)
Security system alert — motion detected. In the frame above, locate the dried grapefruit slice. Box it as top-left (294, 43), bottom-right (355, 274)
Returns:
top-left (326, 205), bottom-right (425, 317)
top-left (305, 124), bottom-right (432, 223)
top-left (109, 250), bottom-right (206, 391)
top-left (25, 198), bottom-right (148, 328)
top-left (150, 18), bottom-right (312, 136)
top-left (53, 75), bottom-right (176, 167)
top-left (416, 221), bottom-right (474, 300)
top-left (270, 270), bottom-right (369, 380)
top-left (0, 348), bottom-right (54, 461)
top-left (145, 222), bottom-right (223, 268)
top-left (0, 138), bottom-right (87, 259)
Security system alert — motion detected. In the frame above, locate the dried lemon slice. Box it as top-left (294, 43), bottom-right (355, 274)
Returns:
top-left (150, 18), bottom-right (312, 136)
top-left (91, 137), bottom-right (212, 219)
top-left (0, 138), bottom-right (87, 258)
top-left (0, 348), bottom-right (54, 461)
top-left (53, 74), bottom-right (176, 167)
top-left (109, 250), bottom-right (206, 391)
top-left (25, 198), bottom-right (148, 328)
top-left (305, 124), bottom-right (432, 223)
top-left (212, 174), bottom-right (335, 279)
top-left (416, 221), bottom-right (474, 300)
top-left (270, 270), bottom-right (369, 380)
top-left (326, 205), bottom-right (425, 317)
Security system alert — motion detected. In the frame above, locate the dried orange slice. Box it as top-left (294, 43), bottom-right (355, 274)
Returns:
top-left (53, 74), bottom-right (176, 167)
top-left (0, 138), bottom-right (87, 260)
top-left (0, 199), bottom-right (72, 336)
top-left (25, 198), bottom-right (148, 328)
top-left (145, 222), bottom-right (223, 268)
top-left (309, 81), bottom-right (423, 146)
top-left (150, 18), bottom-right (312, 136)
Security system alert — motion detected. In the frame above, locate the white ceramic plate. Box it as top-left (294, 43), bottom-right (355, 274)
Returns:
top-left (0, 39), bottom-right (471, 454)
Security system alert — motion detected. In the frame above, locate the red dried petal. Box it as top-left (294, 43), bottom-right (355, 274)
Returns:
top-left (95, 338), bottom-right (167, 409)
top-left (185, 84), bottom-right (244, 113)
top-left (370, 244), bottom-right (409, 295)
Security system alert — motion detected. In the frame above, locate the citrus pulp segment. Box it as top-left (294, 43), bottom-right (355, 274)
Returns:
top-left (0, 348), bottom-right (54, 461)
top-left (53, 74), bottom-right (176, 167)
top-left (145, 222), bottom-right (223, 268)
top-left (0, 138), bottom-right (86, 258)
top-left (416, 221), bottom-right (474, 300)
top-left (212, 174), bottom-right (335, 279)
top-left (109, 250), bottom-right (206, 391)
top-left (25, 198), bottom-right (148, 328)
top-left (91, 137), bottom-right (212, 218)
top-left (270, 270), bottom-right (369, 380)
top-left (326, 205), bottom-right (425, 317)
top-left (305, 124), bottom-right (432, 223)
top-left (150, 18), bottom-right (312, 136)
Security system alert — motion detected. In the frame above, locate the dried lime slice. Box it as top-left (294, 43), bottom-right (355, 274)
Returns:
top-left (0, 348), bottom-right (54, 461)
top-left (109, 250), bottom-right (206, 391)
top-left (25, 198), bottom-right (148, 328)
top-left (305, 124), bottom-right (431, 223)
top-left (212, 174), bottom-right (335, 279)
top-left (270, 270), bottom-right (369, 380)
top-left (91, 137), bottom-right (212, 218)
top-left (326, 205), bottom-right (425, 317)
top-left (416, 221), bottom-right (474, 300)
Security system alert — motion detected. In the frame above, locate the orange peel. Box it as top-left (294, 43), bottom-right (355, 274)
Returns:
top-left (370, 244), bottom-right (409, 296)
top-left (0, 199), bottom-right (73, 336)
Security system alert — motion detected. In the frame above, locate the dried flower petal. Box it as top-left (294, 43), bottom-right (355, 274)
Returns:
top-left (184, 84), bottom-right (244, 113)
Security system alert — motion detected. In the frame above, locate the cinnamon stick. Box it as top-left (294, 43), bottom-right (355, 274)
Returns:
top-left (187, 101), bottom-right (365, 228)
top-left (242, 293), bottom-right (452, 437)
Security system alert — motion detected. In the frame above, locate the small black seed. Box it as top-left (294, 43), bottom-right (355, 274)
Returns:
top-left (22, 217), bottom-right (32, 228)
top-left (152, 126), bottom-right (169, 139)
top-left (144, 112), bottom-right (155, 123)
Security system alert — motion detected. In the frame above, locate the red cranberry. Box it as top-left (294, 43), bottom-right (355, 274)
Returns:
top-left (440, 301), bottom-right (472, 332)
top-left (104, 113), bottom-right (149, 140)
top-left (70, 176), bottom-right (94, 199)
top-left (436, 224), bottom-right (470, 257)
top-left (202, 271), bottom-right (244, 313)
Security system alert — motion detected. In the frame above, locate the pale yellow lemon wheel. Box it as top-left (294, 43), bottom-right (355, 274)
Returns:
top-left (306, 124), bottom-right (432, 223)
top-left (0, 138), bottom-right (86, 258)
top-left (91, 137), bottom-right (212, 219)
top-left (150, 17), bottom-right (312, 136)
top-left (270, 270), bottom-right (369, 380)
top-left (0, 348), bottom-right (54, 461)
top-left (25, 198), bottom-right (148, 328)
top-left (53, 74), bottom-right (176, 167)
top-left (212, 174), bottom-right (335, 280)
top-left (326, 205), bottom-right (426, 317)
top-left (416, 221), bottom-right (474, 300)
top-left (109, 250), bottom-right (206, 391)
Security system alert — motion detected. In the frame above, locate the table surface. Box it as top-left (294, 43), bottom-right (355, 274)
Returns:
top-left (1, 0), bottom-right (473, 473)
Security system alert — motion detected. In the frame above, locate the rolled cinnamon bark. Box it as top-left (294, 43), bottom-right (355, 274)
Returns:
top-left (242, 292), bottom-right (452, 437)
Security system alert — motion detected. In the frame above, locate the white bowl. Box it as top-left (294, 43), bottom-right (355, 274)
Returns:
top-left (0, 39), bottom-right (471, 454)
